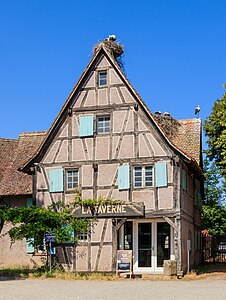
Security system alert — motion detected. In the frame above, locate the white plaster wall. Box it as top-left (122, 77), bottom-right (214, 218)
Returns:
top-left (98, 88), bottom-right (108, 105)
top-left (37, 170), bottom-right (47, 189)
top-left (82, 165), bottom-right (93, 187)
top-left (132, 190), bottom-right (155, 210)
top-left (118, 135), bottom-right (134, 158)
top-left (109, 69), bottom-right (123, 85)
top-left (97, 164), bottom-right (117, 187)
top-left (55, 140), bottom-right (68, 162)
top-left (158, 187), bottom-right (173, 210)
top-left (95, 136), bottom-right (110, 160)
top-left (110, 87), bottom-right (122, 104)
top-left (58, 124), bottom-right (68, 138)
top-left (43, 140), bottom-right (61, 163)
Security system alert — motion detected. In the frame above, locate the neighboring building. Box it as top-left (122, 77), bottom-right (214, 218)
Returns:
top-left (1, 40), bottom-right (204, 275)
top-left (0, 132), bottom-right (46, 267)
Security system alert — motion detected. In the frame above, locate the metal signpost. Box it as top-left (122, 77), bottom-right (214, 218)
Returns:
top-left (45, 232), bottom-right (56, 273)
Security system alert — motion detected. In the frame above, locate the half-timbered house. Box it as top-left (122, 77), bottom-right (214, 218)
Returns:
top-left (2, 39), bottom-right (204, 275)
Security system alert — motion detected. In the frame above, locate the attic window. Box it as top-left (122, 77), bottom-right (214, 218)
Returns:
top-left (98, 71), bottom-right (107, 87)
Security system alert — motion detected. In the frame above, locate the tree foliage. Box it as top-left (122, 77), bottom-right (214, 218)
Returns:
top-left (201, 158), bottom-right (226, 236)
top-left (0, 201), bottom-right (91, 246)
top-left (0, 192), bottom-right (119, 246)
top-left (204, 87), bottom-right (226, 178)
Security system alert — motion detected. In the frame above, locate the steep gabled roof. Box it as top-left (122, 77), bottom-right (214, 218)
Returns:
top-left (21, 41), bottom-right (203, 175)
top-left (0, 132), bottom-right (46, 196)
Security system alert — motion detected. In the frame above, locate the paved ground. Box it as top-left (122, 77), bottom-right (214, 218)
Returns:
top-left (0, 276), bottom-right (226, 300)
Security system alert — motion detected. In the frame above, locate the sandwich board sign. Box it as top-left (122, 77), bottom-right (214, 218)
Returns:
top-left (116, 250), bottom-right (132, 277)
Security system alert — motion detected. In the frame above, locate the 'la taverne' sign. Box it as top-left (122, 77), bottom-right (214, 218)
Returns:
top-left (72, 202), bottom-right (144, 218)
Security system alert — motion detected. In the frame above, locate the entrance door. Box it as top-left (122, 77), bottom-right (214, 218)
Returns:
top-left (157, 222), bottom-right (171, 269)
top-left (138, 223), bottom-right (152, 268)
top-left (134, 221), bottom-right (171, 273)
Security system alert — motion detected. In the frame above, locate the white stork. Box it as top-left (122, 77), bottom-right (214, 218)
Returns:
top-left (195, 105), bottom-right (200, 115)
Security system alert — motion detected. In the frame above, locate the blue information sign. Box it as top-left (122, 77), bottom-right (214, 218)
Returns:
top-left (45, 232), bottom-right (56, 243)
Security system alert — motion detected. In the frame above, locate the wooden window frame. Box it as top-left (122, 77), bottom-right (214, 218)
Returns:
top-left (133, 166), bottom-right (153, 188)
top-left (96, 114), bottom-right (110, 134)
top-left (98, 70), bottom-right (107, 87)
top-left (65, 169), bottom-right (79, 191)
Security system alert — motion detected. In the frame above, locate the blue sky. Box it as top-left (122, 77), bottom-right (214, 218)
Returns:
top-left (0, 0), bottom-right (226, 146)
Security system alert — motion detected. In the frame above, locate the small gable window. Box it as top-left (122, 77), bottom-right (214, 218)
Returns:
top-left (66, 170), bottom-right (79, 190)
top-left (98, 71), bottom-right (107, 87)
top-left (97, 115), bottom-right (110, 133)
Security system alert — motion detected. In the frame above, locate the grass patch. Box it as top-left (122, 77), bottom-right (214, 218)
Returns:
top-left (0, 267), bottom-right (34, 278)
top-left (0, 267), bottom-right (118, 280)
top-left (32, 270), bottom-right (118, 280)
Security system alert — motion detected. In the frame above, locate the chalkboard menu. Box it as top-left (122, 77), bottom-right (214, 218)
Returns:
top-left (116, 250), bottom-right (132, 277)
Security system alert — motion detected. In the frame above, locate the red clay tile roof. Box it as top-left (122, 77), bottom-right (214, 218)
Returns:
top-left (154, 116), bottom-right (202, 165)
top-left (173, 118), bottom-right (202, 164)
top-left (0, 132), bottom-right (46, 196)
top-left (0, 139), bottom-right (17, 182)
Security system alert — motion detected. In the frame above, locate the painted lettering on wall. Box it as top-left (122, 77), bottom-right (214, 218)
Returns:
top-left (72, 202), bottom-right (144, 218)
top-left (81, 204), bottom-right (126, 215)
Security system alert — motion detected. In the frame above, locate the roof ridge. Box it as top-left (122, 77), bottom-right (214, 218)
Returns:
top-left (19, 131), bottom-right (47, 137)
top-left (178, 118), bottom-right (202, 122)
top-left (0, 138), bottom-right (17, 141)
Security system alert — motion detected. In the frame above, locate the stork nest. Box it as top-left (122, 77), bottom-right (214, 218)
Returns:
top-left (154, 115), bottom-right (180, 138)
top-left (94, 40), bottom-right (124, 58)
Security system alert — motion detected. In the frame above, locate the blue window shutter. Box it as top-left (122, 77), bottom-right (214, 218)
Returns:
top-left (155, 162), bottom-right (167, 187)
top-left (182, 169), bottom-right (187, 190)
top-left (49, 169), bottom-right (64, 192)
top-left (62, 224), bottom-right (75, 243)
top-left (118, 165), bottom-right (130, 190)
top-left (26, 198), bottom-right (33, 207)
top-left (26, 238), bottom-right (34, 254)
top-left (79, 115), bottom-right (94, 137)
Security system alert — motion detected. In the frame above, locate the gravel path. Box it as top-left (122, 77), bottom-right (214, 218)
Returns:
top-left (0, 277), bottom-right (226, 300)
